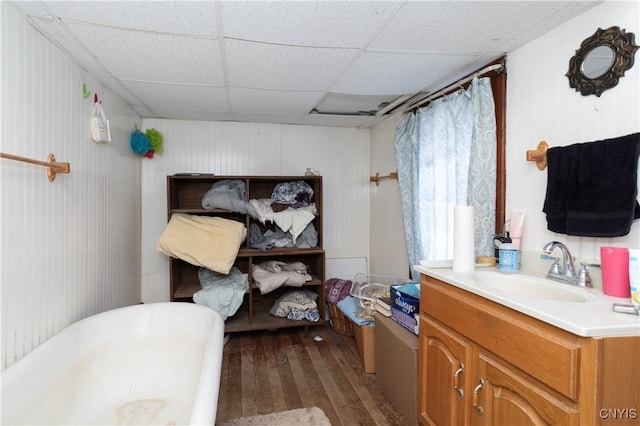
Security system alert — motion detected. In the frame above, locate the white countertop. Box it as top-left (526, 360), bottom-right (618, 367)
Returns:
top-left (414, 264), bottom-right (640, 337)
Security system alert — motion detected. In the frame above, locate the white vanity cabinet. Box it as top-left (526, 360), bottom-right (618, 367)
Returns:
top-left (418, 275), bottom-right (640, 426)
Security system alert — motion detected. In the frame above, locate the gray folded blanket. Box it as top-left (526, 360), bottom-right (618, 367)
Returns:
top-left (202, 179), bottom-right (258, 216)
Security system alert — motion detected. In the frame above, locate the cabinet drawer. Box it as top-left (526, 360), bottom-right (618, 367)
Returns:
top-left (422, 277), bottom-right (581, 401)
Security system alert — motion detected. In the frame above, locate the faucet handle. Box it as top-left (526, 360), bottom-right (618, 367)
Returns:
top-left (577, 262), bottom-right (592, 287)
top-left (549, 258), bottom-right (562, 275)
top-left (541, 254), bottom-right (562, 274)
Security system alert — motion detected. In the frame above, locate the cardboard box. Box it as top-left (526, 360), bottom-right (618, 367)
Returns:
top-left (353, 322), bottom-right (375, 373)
top-left (390, 283), bottom-right (420, 335)
top-left (374, 313), bottom-right (419, 426)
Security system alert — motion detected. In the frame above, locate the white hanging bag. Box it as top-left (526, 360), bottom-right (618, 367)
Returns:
top-left (91, 95), bottom-right (111, 144)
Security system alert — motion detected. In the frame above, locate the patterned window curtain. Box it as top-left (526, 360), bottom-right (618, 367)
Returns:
top-left (395, 77), bottom-right (496, 280)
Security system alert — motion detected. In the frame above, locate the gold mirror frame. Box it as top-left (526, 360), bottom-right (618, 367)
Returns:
top-left (566, 26), bottom-right (639, 97)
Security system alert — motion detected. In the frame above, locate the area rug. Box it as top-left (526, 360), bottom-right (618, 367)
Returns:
top-left (218, 407), bottom-right (331, 425)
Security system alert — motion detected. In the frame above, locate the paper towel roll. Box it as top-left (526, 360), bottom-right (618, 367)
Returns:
top-left (453, 206), bottom-right (475, 273)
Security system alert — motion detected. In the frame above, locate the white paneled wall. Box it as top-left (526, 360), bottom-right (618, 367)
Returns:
top-left (140, 119), bottom-right (370, 302)
top-left (505, 1), bottom-right (639, 260)
top-left (369, 114), bottom-right (411, 279)
top-left (1, 4), bottom-right (142, 369)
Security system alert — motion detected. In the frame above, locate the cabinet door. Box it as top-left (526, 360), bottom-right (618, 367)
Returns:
top-left (472, 353), bottom-right (579, 426)
top-left (419, 317), bottom-right (472, 426)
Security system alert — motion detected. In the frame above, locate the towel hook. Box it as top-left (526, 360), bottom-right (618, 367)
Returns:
top-left (526, 141), bottom-right (549, 170)
top-left (370, 171), bottom-right (398, 186)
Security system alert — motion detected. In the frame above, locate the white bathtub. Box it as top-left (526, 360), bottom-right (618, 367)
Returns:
top-left (1, 302), bottom-right (224, 425)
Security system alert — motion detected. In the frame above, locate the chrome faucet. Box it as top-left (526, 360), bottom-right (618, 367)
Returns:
top-left (542, 241), bottom-right (592, 287)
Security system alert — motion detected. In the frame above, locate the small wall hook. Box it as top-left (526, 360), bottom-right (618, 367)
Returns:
top-left (526, 140), bottom-right (549, 170)
top-left (82, 82), bottom-right (91, 99)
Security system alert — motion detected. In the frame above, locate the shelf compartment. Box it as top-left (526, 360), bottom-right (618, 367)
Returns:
top-left (170, 257), bottom-right (251, 300)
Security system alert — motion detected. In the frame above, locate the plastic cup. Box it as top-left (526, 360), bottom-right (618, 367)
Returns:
top-left (600, 247), bottom-right (630, 297)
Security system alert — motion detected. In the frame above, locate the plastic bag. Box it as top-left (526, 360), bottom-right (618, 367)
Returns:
top-left (91, 99), bottom-right (111, 144)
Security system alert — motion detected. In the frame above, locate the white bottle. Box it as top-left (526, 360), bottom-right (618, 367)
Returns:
top-left (498, 243), bottom-right (520, 274)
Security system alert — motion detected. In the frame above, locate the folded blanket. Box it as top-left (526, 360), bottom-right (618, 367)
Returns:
top-left (543, 133), bottom-right (640, 237)
top-left (325, 278), bottom-right (353, 304)
top-left (269, 288), bottom-right (319, 320)
top-left (193, 267), bottom-right (248, 320)
top-left (201, 179), bottom-right (258, 216)
top-left (156, 213), bottom-right (246, 274)
top-left (252, 260), bottom-right (311, 294)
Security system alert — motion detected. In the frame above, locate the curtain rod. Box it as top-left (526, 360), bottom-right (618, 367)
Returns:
top-left (403, 62), bottom-right (505, 113)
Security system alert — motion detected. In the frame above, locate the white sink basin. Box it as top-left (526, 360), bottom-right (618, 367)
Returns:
top-left (471, 270), bottom-right (595, 302)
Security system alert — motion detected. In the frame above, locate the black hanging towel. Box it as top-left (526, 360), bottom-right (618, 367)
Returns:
top-left (543, 132), bottom-right (640, 237)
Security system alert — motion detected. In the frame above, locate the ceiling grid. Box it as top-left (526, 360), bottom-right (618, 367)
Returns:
top-left (10, 1), bottom-right (600, 128)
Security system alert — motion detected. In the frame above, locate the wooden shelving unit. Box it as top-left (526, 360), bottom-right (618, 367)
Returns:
top-left (166, 174), bottom-right (325, 332)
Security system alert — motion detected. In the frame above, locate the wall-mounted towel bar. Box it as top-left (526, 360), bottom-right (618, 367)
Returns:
top-left (526, 141), bottom-right (549, 170)
top-left (0, 152), bottom-right (70, 182)
top-left (370, 171), bottom-right (398, 186)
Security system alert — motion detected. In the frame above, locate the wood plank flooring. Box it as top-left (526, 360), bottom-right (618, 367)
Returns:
top-left (216, 324), bottom-right (409, 426)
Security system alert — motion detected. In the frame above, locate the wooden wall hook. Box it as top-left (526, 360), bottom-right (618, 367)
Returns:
top-left (526, 141), bottom-right (549, 170)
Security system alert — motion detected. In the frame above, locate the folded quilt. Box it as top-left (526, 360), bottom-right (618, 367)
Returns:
top-left (156, 213), bottom-right (246, 274)
top-left (269, 288), bottom-right (319, 320)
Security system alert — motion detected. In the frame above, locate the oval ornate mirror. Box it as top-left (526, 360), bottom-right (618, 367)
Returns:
top-left (566, 26), bottom-right (638, 97)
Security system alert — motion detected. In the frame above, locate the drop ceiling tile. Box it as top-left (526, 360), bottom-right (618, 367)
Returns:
top-left (300, 114), bottom-right (374, 128)
top-left (65, 23), bottom-right (223, 84)
top-left (370, 1), bottom-right (590, 54)
top-left (315, 93), bottom-right (398, 114)
top-left (332, 52), bottom-right (474, 96)
top-left (229, 87), bottom-right (322, 114)
top-left (225, 39), bottom-right (358, 91)
top-left (149, 107), bottom-right (231, 122)
top-left (121, 81), bottom-right (227, 111)
top-left (221, 1), bottom-right (401, 47)
top-left (45, 1), bottom-right (218, 37)
top-left (229, 112), bottom-right (303, 126)
top-left (490, 2), bottom-right (600, 54)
